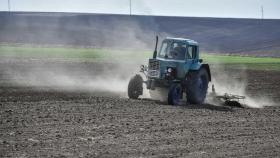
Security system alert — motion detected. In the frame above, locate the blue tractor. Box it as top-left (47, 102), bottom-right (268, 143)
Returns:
top-left (128, 36), bottom-right (211, 105)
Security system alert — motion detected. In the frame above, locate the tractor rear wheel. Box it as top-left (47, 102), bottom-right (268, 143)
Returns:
top-left (186, 68), bottom-right (209, 104)
top-left (128, 74), bottom-right (143, 99)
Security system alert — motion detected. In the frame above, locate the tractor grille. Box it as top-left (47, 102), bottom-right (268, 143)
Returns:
top-left (149, 59), bottom-right (160, 70)
top-left (148, 59), bottom-right (160, 78)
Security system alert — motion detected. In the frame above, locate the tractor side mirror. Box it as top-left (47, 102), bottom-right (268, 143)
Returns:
top-left (199, 59), bottom-right (203, 63)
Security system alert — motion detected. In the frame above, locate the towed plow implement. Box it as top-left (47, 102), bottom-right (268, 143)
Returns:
top-left (209, 85), bottom-right (246, 108)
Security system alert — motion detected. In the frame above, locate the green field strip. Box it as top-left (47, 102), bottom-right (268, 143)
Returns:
top-left (0, 45), bottom-right (279, 70)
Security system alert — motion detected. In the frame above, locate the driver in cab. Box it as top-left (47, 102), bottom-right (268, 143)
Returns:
top-left (171, 43), bottom-right (187, 60)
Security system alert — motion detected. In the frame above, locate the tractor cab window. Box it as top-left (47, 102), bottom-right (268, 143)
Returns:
top-left (187, 45), bottom-right (197, 59)
top-left (158, 42), bottom-right (168, 58)
top-left (158, 41), bottom-right (187, 60)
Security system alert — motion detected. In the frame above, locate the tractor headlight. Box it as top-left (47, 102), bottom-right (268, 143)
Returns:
top-left (167, 68), bottom-right (172, 73)
top-left (165, 67), bottom-right (176, 78)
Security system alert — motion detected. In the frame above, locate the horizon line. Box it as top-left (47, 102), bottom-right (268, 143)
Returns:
top-left (1, 11), bottom-right (280, 20)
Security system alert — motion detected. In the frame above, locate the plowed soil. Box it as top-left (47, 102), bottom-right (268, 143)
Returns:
top-left (0, 58), bottom-right (280, 157)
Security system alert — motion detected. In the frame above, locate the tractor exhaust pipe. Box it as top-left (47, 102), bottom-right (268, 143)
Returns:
top-left (153, 36), bottom-right (158, 59)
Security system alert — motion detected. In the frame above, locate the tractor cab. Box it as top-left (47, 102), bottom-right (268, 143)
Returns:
top-left (157, 37), bottom-right (199, 61)
top-left (147, 38), bottom-right (203, 81)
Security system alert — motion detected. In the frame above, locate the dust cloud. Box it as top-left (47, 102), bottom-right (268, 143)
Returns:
top-left (7, 65), bottom-right (129, 95)
top-left (2, 17), bottom-right (161, 97)
top-left (3, 57), bottom-right (148, 98)
top-left (209, 64), bottom-right (275, 108)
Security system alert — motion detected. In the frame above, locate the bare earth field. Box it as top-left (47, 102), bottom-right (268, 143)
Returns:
top-left (0, 58), bottom-right (280, 157)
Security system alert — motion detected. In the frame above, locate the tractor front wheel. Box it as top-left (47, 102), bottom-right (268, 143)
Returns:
top-left (168, 84), bottom-right (182, 105)
top-left (128, 74), bottom-right (143, 99)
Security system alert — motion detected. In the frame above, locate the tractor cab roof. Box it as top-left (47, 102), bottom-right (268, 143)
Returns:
top-left (164, 37), bottom-right (198, 46)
